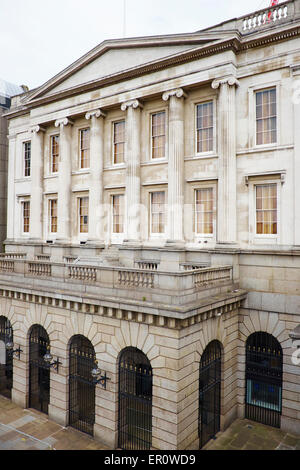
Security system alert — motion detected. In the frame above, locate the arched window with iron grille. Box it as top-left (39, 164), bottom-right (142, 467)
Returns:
top-left (0, 316), bottom-right (13, 399)
top-left (69, 335), bottom-right (96, 436)
top-left (118, 347), bottom-right (152, 450)
top-left (29, 324), bottom-right (50, 414)
top-left (199, 340), bottom-right (222, 449)
top-left (245, 332), bottom-right (283, 428)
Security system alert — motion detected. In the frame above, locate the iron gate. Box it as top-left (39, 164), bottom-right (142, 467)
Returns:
top-left (199, 341), bottom-right (222, 449)
top-left (245, 332), bottom-right (283, 428)
top-left (0, 316), bottom-right (13, 399)
top-left (29, 325), bottom-right (50, 414)
top-left (118, 347), bottom-right (152, 450)
top-left (69, 335), bottom-right (96, 436)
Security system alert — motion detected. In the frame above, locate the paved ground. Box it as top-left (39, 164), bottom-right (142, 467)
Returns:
top-left (1, 395), bottom-right (300, 451)
top-left (0, 395), bottom-right (109, 450)
top-left (204, 418), bottom-right (300, 451)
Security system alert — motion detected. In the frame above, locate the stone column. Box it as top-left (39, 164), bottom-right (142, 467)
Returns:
top-left (6, 134), bottom-right (16, 240)
top-left (85, 109), bottom-right (106, 245)
top-left (162, 88), bottom-right (187, 245)
top-left (55, 118), bottom-right (73, 242)
top-left (30, 125), bottom-right (45, 241)
top-left (121, 99), bottom-right (143, 244)
top-left (293, 89), bottom-right (300, 245)
top-left (212, 76), bottom-right (239, 245)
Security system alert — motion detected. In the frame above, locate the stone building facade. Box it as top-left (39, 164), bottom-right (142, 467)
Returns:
top-left (1, 0), bottom-right (300, 450)
top-left (0, 80), bottom-right (24, 250)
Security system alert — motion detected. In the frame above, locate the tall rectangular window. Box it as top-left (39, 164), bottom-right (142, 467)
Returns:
top-left (113, 121), bottom-right (125, 164)
top-left (24, 142), bottom-right (31, 177)
top-left (195, 188), bottom-right (214, 235)
top-left (22, 201), bottom-right (30, 233)
top-left (79, 197), bottom-right (89, 233)
top-left (256, 184), bottom-right (277, 235)
top-left (49, 199), bottom-right (57, 233)
top-left (196, 102), bottom-right (214, 153)
top-left (151, 191), bottom-right (165, 234)
top-left (80, 129), bottom-right (90, 169)
top-left (112, 195), bottom-right (124, 233)
top-left (50, 135), bottom-right (59, 173)
top-left (151, 112), bottom-right (166, 159)
top-left (256, 88), bottom-right (277, 145)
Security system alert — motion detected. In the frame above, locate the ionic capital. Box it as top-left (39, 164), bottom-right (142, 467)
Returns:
top-left (30, 125), bottom-right (46, 134)
top-left (121, 99), bottom-right (143, 112)
top-left (162, 88), bottom-right (188, 102)
top-left (54, 117), bottom-right (74, 128)
top-left (85, 109), bottom-right (106, 120)
top-left (211, 76), bottom-right (240, 90)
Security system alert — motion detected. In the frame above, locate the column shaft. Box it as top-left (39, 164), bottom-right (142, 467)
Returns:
top-left (55, 118), bottom-right (73, 242)
top-left (212, 77), bottom-right (238, 244)
top-left (7, 135), bottom-right (16, 240)
top-left (163, 89), bottom-right (186, 244)
top-left (30, 126), bottom-right (45, 240)
top-left (86, 110), bottom-right (106, 243)
top-left (121, 100), bottom-right (142, 243)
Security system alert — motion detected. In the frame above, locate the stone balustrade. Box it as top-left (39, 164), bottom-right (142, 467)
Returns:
top-left (69, 265), bottom-right (97, 282)
top-left (0, 252), bottom-right (26, 259)
top-left (134, 260), bottom-right (159, 271)
top-left (118, 270), bottom-right (155, 288)
top-left (28, 262), bottom-right (52, 277)
top-left (0, 260), bottom-right (15, 272)
top-left (193, 266), bottom-right (232, 289)
top-left (0, 256), bottom-right (232, 289)
top-left (241, 1), bottom-right (290, 32)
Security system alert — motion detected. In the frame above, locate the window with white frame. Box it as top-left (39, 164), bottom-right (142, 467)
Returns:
top-left (22, 200), bottom-right (30, 233)
top-left (196, 101), bottom-right (214, 153)
top-left (256, 88), bottom-right (277, 146)
top-left (113, 121), bottom-right (125, 165)
top-left (79, 128), bottom-right (90, 169)
top-left (23, 141), bottom-right (31, 177)
top-left (112, 194), bottom-right (124, 233)
top-left (78, 197), bottom-right (89, 233)
top-left (150, 191), bottom-right (166, 234)
top-left (195, 188), bottom-right (214, 235)
top-left (49, 199), bottom-right (58, 233)
top-left (255, 184), bottom-right (277, 235)
top-left (50, 135), bottom-right (59, 174)
top-left (151, 112), bottom-right (166, 159)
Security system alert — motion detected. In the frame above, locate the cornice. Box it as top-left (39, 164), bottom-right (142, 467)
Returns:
top-left (0, 284), bottom-right (247, 330)
top-left (5, 22), bottom-right (300, 119)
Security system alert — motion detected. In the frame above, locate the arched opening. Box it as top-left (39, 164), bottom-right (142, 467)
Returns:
top-left (118, 347), bottom-right (152, 450)
top-left (245, 332), bottom-right (283, 428)
top-left (0, 316), bottom-right (13, 399)
top-left (29, 324), bottom-right (50, 414)
top-left (69, 335), bottom-right (96, 436)
top-left (199, 340), bottom-right (222, 449)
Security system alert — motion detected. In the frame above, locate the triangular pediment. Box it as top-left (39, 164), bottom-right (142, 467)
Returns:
top-left (24, 32), bottom-right (234, 104)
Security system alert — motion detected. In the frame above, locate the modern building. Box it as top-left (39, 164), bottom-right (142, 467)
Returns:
top-left (1, 0), bottom-right (300, 450)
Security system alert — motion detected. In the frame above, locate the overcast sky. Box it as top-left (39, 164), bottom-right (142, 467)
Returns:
top-left (1, 0), bottom-right (274, 90)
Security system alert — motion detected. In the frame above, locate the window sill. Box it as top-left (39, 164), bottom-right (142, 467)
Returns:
top-left (184, 154), bottom-right (218, 161)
